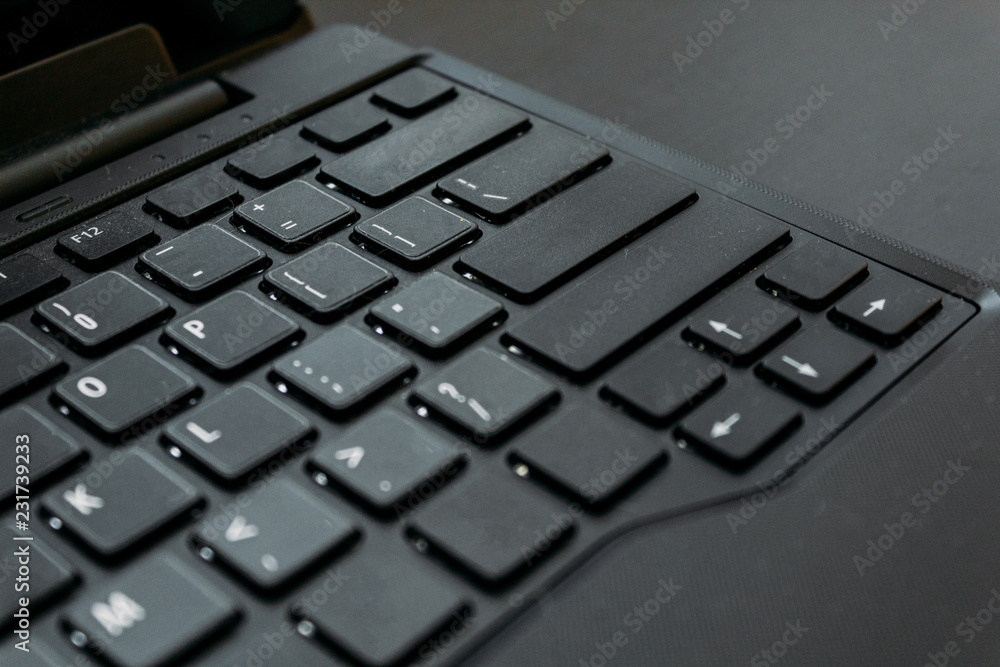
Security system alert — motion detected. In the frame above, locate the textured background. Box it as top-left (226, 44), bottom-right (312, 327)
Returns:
top-left (310, 0), bottom-right (1000, 279)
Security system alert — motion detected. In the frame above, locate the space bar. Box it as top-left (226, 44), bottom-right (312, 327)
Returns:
top-left (505, 200), bottom-right (791, 378)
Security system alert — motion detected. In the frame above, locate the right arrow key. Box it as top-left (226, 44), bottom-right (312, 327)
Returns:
top-left (758, 326), bottom-right (877, 403)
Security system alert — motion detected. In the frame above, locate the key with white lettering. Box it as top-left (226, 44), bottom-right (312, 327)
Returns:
top-left (63, 554), bottom-right (238, 666)
top-left (36, 272), bottom-right (170, 352)
top-left (164, 383), bottom-right (312, 481)
top-left (42, 448), bottom-right (202, 557)
top-left (53, 345), bottom-right (199, 438)
top-left (164, 291), bottom-right (301, 375)
top-left (193, 479), bottom-right (356, 591)
top-left (56, 212), bottom-right (159, 271)
top-left (758, 326), bottom-right (876, 402)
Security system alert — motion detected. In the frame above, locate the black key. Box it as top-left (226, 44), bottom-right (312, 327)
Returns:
top-left (0, 324), bottom-right (63, 404)
top-left (683, 289), bottom-right (800, 365)
top-left (310, 410), bottom-right (462, 513)
top-left (139, 224), bottom-right (268, 300)
top-left (63, 554), bottom-right (238, 666)
top-left (194, 479), bottom-right (355, 591)
top-left (293, 550), bottom-right (468, 666)
top-left (319, 92), bottom-right (529, 206)
top-left (0, 638), bottom-right (67, 665)
top-left (369, 271), bottom-right (504, 353)
top-left (758, 326), bottom-right (877, 402)
top-left (677, 388), bottom-right (802, 468)
top-left (164, 382), bottom-right (312, 481)
top-left (273, 325), bottom-right (414, 413)
top-left (35, 272), bottom-right (170, 352)
top-left (56, 212), bottom-right (159, 271)
top-left (43, 448), bottom-right (201, 556)
top-left (301, 98), bottom-right (390, 151)
top-left (830, 271), bottom-right (943, 345)
top-left (506, 200), bottom-right (791, 378)
top-left (412, 347), bottom-right (557, 441)
top-left (53, 346), bottom-right (199, 438)
top-left (0, 254), bottom-right (66, 317)
top-left (601, 340), bottom-right (725, 426)
top-left (371, 68), bottom-right (457, 117)
top-left (408, 467), bottom-right (574, 583)
top-left (164, 291), bottom-right (301, 375)
top-left (512, 406), bottom-right (666, 506)
top-left (265, 242), bottom-right (394, 320)
top-left (457, 162), bottom-right (696, 301)
top-left (146, 171), bottom-right (242, 227)
top-left (352, 196), bottom-right (478, 269)
top-left (0, 406), bottom-right (85, 501)
top-left (760, 242), bottom-right (868, 310)
top-left (225, 136), bottom-right (320, 188)
top-left (0, 525), bottom-right (77, 624)
top-left (438, 123), bottom-right (610, 222)
top-left (235, 180), bottom-right (356, 251)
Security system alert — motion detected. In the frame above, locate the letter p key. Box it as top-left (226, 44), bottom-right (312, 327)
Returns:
top-left (183, 319), bottom-right (206, 339)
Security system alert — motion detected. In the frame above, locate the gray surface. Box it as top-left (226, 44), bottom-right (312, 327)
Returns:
top-left (310, 0), bottom-right (1000, 276)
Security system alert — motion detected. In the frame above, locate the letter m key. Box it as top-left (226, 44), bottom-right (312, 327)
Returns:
top-left (91, 592), bottom-right (146, 636)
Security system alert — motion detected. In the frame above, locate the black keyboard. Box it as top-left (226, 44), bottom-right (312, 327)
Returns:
top-left (0, 56), bottom-right (977, 667)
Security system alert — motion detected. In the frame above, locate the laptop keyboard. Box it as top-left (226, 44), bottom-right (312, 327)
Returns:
top-left (0, 65), bottom-right (976, 665)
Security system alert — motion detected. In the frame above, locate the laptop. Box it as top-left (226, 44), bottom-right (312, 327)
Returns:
top-left (2, 3), bottom-right (998, 665)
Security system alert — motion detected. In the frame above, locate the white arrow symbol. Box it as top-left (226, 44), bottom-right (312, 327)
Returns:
top-left (711, 413), bottom-right (741, 438)
top-left (186, 421), bottom-right (221, 444)
top-left (781, 355), bottom-right (819, 378)
top-left (863, 299), bottom-right (886, 317)
top-left (334, 446), bottom-right (365, 469)
top-left (225, 515), bottom-right (259, 542)
top-left (709, 320), bottom-right (743, 340)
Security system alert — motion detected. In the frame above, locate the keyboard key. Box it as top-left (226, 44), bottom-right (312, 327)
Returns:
top-left (760, 242), bottom-right (868, 310)
top-left (63, 554), bottom-right (238, 666)
top-left (512, 406), bottom-right (666, 506)
top-left (371, 68), bottom-right (457, 117)
top-left (164, 383), bottom-right (312, 481)
top-left (683, 289), bottom-right (800, 365)
top-left (310, 410), bottom-right (462, 513)
top-left (506, 200), bottom-right (791, 377)
top-left (352, 196), bottom-right (478, 269)
top-left (0, 638), bottom-right (67, 665)
top-left (830, 271), bottom-right (943, 345)
top-left (293, 549), bottom-right (468, 666)
top-left (273, 325), bottom-right (414, 414)
top-left (265, 242), bottom-right (394, 320)
top-left (458, 161), bottom-right (697, 301)
top-left (0, 525), bottom-right (77, 622)
top-left (0, 406), bottom-right (85, 501)
top-left (412, 347), bottom-right (557, 441)
top-left (408, 467), bottom-right (574, 583)
top-left (758, 326), bottom-right (876, 402)
top-left (0, 324), bottom-right (63, 404)
top-left (301, 98), bottom-right (390, 151)
top-left (438, 123), bottom-right (610, 222)
top-left (139, 224), bottom-right (268, 300)
top-left (194, 479), bottom-right (355, 591)
top-left (36, 272), bottom-right (170, 352)
top-left (146, 171), bottom-right (242, 227)
top-left (601, 340), bottom-right (725, 426)
top-left (0, 254), bottom-right (66, 317)
top-left (369, 272), bottom-right (504, 353)
top-left (319, 92), bottom-right (529, 206)
top-left (225, 136), bottom-right (320, 188)
top-left (676, 388), bottom-right (803, 468)
top-left (43, 448), bottom-right (201, 556)
top-left (164, 291), bottom-right (301, 375)
top-left (56, 212), bottom-right (159, 271)
top-left (53, 346), bottom-right (199, 438)
top-left (235, 180), bottom-right (356, 251)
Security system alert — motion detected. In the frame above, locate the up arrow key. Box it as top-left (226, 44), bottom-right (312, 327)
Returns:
top-left (334, 446), bottom-right (365, 469)
top-left (863, 299), bottom-right (886, 317)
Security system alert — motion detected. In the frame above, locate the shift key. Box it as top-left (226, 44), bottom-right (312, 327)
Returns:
top-left (506, 200), bottom-right (791, 378)
top-left (457, 161), bottom-right (696, 301)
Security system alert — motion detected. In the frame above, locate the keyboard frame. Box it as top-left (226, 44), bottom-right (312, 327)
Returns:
top-left (1, 25), bottom-right (998, 666)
